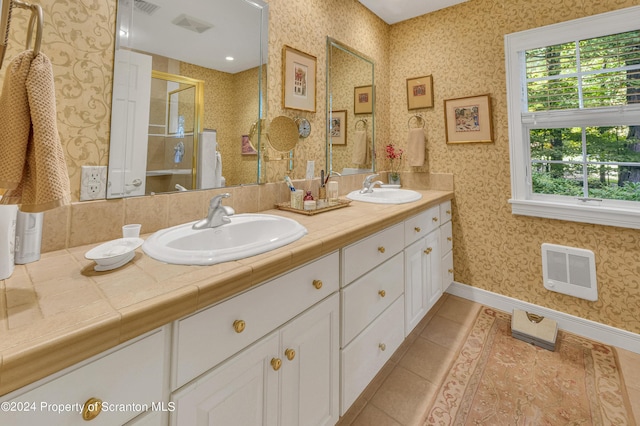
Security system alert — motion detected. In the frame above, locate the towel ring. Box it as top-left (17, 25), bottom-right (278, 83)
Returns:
top-left (0, 0), bottom-right (43, 70)
top-left (355, 118), bottom-right (367, 131)
top-left (408, 115), bottom-right (425, 129)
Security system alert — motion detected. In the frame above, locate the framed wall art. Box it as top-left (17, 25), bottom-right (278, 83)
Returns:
top-left (330, 110), bottom-right (347, 145)
top-left (354, 85), bottom-right (373, 114)
top-left (282, 45), bottom-right (316, 112)
top-left (406, 75), bottom-right (434, 110)
top-left (444, 94), bottom-right (493, 144)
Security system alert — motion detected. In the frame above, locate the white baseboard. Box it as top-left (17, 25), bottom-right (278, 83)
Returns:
top-left (446, 281), bottom-right (640, 354)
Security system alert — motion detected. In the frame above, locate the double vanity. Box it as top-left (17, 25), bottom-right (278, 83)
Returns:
top-left (0, 186), bottom-right (453, 425)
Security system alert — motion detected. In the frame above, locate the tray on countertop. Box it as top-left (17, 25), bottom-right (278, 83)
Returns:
top-left (275, 199), bottom-right (351, 215)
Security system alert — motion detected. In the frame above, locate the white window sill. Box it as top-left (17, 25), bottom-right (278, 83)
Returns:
top-left (509, 199), bottom-right (640, 229)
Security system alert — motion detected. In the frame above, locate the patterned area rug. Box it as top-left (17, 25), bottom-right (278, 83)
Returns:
top-left (422, 308), bottom-right (636, 425)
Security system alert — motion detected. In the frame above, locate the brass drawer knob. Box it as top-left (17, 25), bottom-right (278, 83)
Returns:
top-left (379, 343), bottom-right (386, 351)
top-left (432, 217), bottom-right (438, 222)
top-left (312, 279), bottom-right (323, 290)
top-left (378, 246), bottom-right (385, 254)
top-left (285, 348), bottom-right (296, 361)
top-left (448, 268), bottom-right (454, 274)
top-left (446, 209), bottom-right (451, 215)
top-left (82, 397), bottom-right (102, 421)
top-left (424, 247), bottom-right (433, 255)
top-left (271, 358), bottom-right (282, 371)
top-left (233, 320), bottom-right (246, 333)
top-left (447, 237), bottom-right (452, 242)
top-left (414, 226), bottom-right (421, 233)
top-left (378, 290), bottom-right (386, 298)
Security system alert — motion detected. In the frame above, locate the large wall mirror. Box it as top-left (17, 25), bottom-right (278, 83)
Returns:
top-left (326, 37), bottom-right (375, 177)
top-left (108, 0), bottom-right (268, 198)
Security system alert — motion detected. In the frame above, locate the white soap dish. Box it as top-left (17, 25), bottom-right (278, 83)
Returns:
top-left (381, 184), bottom-right (401, 189)
top-left (85, 237), bottom-right (144, 271)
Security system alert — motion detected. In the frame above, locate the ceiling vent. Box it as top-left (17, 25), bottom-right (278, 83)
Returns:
top-left (172, 14), bottom-right (213, 34)
top-left (133, 0), bottom-right (160, 16)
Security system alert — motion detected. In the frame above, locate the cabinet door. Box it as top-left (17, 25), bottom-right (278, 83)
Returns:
top-left (171, 333), bottom-right (279, 426)
top-left (404, 231), bottom-right (441, 336)
top-left (404, 238), bottom-right (428, 336)
top-left (442, 250), bottom-right (454, 292)
top-left (280, 294), bottom-right (340, 426)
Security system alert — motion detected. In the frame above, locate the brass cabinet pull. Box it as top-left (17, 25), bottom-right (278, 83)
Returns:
top-left (379, 343), bottom-right (386, 351)
top-left (82, 397), bottom-right (102, 421)
top-left (448, 268), bottom-right (454, 274)
top-left (271, 358), bottom-right (282, 371)
top-left (378, 290), bottom-right (386, 298)
top-left (285, 348), bottom-right (296, 361)
top-left (312, 279), bottom-right (323, 290)
top-left (446, 209), bottom-right (451, 215)
top-left (424, 247), bottom-right (433, 255)
top-left (447, 237), bottom-right (452, 242)
top-left (378, 246), bottom-right (385, 253)
top-left (414, 226), bottom-right (421, 233)
top-left (233, 320), bottom-right (246, 333)
top-left (432, 217), bottom-right (438, 222)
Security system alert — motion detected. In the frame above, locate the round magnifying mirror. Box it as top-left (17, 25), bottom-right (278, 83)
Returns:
top-left (268, 116), bottom-right (299, 152)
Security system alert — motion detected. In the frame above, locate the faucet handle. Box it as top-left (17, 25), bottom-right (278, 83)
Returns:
top-left (209, 193), bottom-right (230, 208)
top-left (363, 173), bottom-right (379, 185)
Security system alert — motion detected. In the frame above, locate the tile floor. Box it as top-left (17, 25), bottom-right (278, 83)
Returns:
top-left (336, 294), bottom-right (640, 426)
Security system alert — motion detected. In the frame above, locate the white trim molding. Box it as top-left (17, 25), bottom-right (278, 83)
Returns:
top-left (447, 281), bottom-right (640, 354)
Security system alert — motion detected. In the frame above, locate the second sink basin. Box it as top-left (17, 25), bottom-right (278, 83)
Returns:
top-left (346, 188), bottom-right (422, 204)
top-left (142, 214), bottom-right (307, 265)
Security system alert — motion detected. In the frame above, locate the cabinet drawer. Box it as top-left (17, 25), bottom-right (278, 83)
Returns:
top-left (4, 329), bottom-right (165, 426)
top-left (343, 223), bottom-right (404, 285)
top-left (440, 220), bottom-right (453, 255)
top-left (404, 205), bottom-right (440, 247)
top-left (340, 296), bottom-right (404, 415)
top-left (341, 253), bottom-right (404, 346)
top-left (440, 200), bottom-right (452, 224)
top-left (173, 251), bottom-right (339, 389)
top-left (442, 250), bottom-right (454, 292)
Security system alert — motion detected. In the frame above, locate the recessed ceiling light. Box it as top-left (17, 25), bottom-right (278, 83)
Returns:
top-left (225, 56), bottom-right (234, 61)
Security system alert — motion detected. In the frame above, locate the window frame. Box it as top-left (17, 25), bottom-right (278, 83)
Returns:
top-left (505, 6), bottom-right (640, 229)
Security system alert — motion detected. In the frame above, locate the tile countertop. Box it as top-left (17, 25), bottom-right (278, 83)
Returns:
top-left (0, 189), bottom-right (453, 397)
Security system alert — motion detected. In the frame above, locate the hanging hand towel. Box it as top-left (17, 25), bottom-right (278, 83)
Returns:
top-left (0, 51), bottom-right (70, 212)
top-left (352, 130), bottom-right (367, 165)
top-left (215, 151), bottom-right (223, 187)
top-left (407, 127), bottom-right (426, 167)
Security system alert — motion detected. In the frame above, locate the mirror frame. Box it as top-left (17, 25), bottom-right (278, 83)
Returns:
top-left (325, 37), bottom-right (376, 177)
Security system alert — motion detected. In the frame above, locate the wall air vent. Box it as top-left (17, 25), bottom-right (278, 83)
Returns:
top-left (172, 14), bottom-right (213, 34)
top-left (133, 0), bottom-right (160, 16)
top-left (541, 243), bottom-right (597, 301)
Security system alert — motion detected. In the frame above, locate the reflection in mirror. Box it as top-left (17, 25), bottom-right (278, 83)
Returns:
top-left (108, 0), bottom-right (268, 198)
top-left (326, 38), bottom-right (375, 177)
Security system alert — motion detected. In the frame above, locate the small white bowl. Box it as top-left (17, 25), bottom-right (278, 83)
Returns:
top-left (85, 237), bottom-right (144, 271)
top-left (381, 184), bottom-right (401, 189)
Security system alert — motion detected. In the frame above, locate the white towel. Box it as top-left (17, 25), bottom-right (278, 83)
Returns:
top-left (197, 130), bottom-right (218, 189)
top-left (0, 51), bottom-right (70, 212)
top-left (352, 130), bottom-right (367, 165)
top-left (215, 151), bottom-right (223, 187)
top-left (407, 128), bottom-right (426, 167)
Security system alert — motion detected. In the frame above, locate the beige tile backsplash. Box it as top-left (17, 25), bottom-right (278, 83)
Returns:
top-left (40, 172), bottom-right (452, 253)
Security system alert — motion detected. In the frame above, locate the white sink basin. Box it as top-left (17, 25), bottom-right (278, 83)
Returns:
top-left (142, 214), bottom-right (307, 265)
top-left (346, 188), bottom-right (422, 204)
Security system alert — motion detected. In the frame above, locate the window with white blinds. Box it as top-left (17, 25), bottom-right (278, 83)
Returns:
top-left (505, 6), bottom-right (640, 229)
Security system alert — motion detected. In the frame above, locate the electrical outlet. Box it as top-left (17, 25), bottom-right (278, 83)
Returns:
top-left (80, 166), bottom-right (107, 201)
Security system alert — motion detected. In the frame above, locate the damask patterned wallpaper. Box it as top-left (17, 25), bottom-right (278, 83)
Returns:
top-left (390, 0), bottom-right (640, 333)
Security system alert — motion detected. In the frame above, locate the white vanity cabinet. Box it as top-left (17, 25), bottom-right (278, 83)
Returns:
top-left (170, 253), bottom-right (340, 426)
top-left (1, 328), bottom-right (167, 426)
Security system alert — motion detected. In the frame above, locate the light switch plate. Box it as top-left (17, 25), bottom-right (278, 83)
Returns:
top-left (80, 166), bottom-right (107, 201)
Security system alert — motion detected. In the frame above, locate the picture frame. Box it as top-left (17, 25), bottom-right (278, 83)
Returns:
top-left (241, 134), bottom-right (257, 155)
top-left (444, 94), bottom-right (493, 144)
top-left (282, 45), bottom-right (316, 112)
top-left (330, 110), bottom-right (347, 145)
top-left (406, 75), bottom-right (434, 110)
top-left (354, 85), bottom-right (373, 115)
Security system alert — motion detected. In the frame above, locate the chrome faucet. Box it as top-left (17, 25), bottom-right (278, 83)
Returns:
top-left (192, 193), bottom-right (235, 230)
top-left (360, 174), bottom-right (383, 194)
